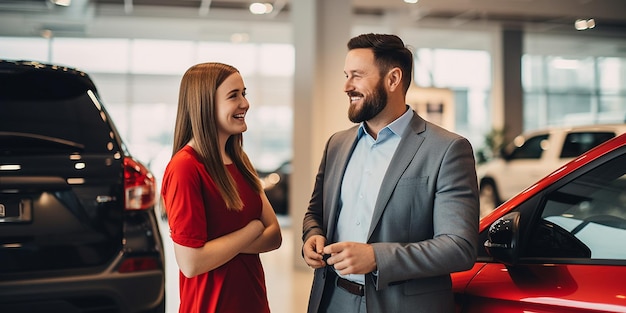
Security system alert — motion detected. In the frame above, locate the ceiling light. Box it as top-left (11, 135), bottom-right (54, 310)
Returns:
top-left (250, 2), bottom-right (273, 15)
top-left (0, 164), bottom-right (21, 171)
top-left (574, 18), bottom-right (595, 31)
top-left (404, 0), bottom-right (419, 3)
top-left (50, 0), bottom-right (71, 6)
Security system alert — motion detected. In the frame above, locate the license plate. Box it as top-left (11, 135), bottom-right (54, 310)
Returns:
top-left (0, 197), bottom-right (32, 223)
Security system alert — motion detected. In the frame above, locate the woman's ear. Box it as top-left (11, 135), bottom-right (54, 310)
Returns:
top-left (387, 67), bottom-right (402, 92)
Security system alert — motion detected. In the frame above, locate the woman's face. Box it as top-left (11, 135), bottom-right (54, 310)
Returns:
top-left (215, 72), bottom-right (250, 140)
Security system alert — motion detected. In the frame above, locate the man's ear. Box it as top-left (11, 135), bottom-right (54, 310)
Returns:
top-left (387, 67), bottom-right (402, 92)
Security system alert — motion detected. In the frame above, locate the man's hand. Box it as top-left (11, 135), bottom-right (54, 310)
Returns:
top-left (303, 235), bottom-right (327, 269)
top-left (323, 242), bottom-right (376, 275)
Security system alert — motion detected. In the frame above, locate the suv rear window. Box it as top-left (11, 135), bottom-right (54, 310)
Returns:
top-left (0, 68), bottom-right (96, 101)
top-left (0, 70), bottom-right (118, 155)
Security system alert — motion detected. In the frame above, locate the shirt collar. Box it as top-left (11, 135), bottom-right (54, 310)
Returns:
top-left (357, 105), bottom-right (413, 139)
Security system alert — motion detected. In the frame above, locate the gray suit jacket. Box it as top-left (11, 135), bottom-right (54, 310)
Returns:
top-left (302, 112), bottom-right (479, 313)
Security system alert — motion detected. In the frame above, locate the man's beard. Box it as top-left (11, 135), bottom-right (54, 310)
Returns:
top-left (348, 80), bottom-right (387, 123)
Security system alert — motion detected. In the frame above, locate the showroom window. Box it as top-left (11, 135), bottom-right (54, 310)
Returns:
top-left (522, 54), bottom-right (626, 131)
top-left (3, 33), bottom-right (624, 172)
top-left (0, 36), bottom-right (294, 179)
top-left (413, 48), bottom-right (492, 148)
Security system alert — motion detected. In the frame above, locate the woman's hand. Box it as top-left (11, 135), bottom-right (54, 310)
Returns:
top-left (240, 192), bottom-right (282, 253)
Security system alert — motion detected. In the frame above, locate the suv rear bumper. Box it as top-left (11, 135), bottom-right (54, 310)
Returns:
top-left (0, 269), bottom-right (165, 312)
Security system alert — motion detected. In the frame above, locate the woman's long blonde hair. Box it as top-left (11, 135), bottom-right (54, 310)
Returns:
top-left (172, 62), bottom-right (261, 210)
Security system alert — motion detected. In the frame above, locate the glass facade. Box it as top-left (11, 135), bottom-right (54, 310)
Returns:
top-left (412, 47), bottom-right (492, 149)
top-left (522, 54), bottom-right (626, 129)
top-left (2, 32), bottom-right (625, 173)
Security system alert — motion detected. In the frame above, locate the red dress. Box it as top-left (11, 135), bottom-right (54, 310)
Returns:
top-left (161, 145), bottom-right (270, 313)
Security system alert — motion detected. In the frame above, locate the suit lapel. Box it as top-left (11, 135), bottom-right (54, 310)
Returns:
top-left (326, 127), bottom-right (360, 241)
top-left (367, 112), bottom-right (426, 240)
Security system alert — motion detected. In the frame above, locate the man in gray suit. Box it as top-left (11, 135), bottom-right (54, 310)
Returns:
top-left (302, 33), bottom-right (479, 313)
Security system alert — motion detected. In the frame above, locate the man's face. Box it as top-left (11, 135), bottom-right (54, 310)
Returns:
top-left (343, 48), bottom-right (388, 123)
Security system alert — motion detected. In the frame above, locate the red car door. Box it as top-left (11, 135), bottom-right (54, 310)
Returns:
top-left (454, 135), bottom-right (626, 313)
top-left (458, 262), bottom-right (626, 313)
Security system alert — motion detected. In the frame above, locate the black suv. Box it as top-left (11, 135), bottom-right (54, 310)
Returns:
top-left (0, 60), bottom-right (165, 312)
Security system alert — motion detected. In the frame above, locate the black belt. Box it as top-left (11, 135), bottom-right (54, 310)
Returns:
top-left (329, 270), bottom-right (364, 296)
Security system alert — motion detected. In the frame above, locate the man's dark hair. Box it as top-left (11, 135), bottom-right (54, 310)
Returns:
top-left (347, 33), bottom-right (413, 94)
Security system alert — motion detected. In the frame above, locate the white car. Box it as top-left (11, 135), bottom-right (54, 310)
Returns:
top-left (477, 123), bottom-right (626, 218)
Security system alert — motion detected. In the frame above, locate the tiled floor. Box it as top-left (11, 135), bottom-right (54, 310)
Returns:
top-left (159, 216), bottom-right (313, 313)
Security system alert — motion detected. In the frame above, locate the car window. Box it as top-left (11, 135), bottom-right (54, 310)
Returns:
top-left (560, 131), bottom-right (616, 158)
top-left (525, 152), bottom-right (626, 260)
top-left (508, 134), bottom-right (549, 160)
top-left (0, 94), bottom-right (117, 154)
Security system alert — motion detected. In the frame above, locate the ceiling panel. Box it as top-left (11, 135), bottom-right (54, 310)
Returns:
top-left (0, 0), bottom-right (624, 57)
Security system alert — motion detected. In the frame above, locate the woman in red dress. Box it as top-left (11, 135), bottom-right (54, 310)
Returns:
top-left (161, 62), bottom-right (282, 312)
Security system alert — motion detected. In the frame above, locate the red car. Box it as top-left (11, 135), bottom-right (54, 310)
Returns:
top-left (453, 132), bottom-right (626, 313)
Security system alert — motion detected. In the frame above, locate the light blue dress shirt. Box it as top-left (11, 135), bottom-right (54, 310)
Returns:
top-left (334, 106), bottom-right (413, 284)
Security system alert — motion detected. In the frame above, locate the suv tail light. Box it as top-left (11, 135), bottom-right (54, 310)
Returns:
top-left (123, 157), bottom-right (156, 210)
